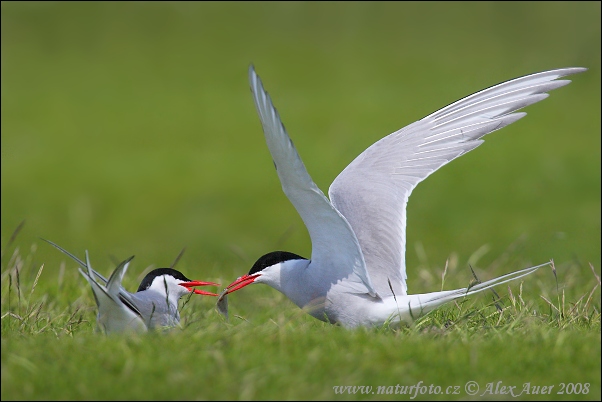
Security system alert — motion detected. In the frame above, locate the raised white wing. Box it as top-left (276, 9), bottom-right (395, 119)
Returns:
top-left (249, 66), bottom-right (376, 296)
top-left (328, 67), bottom-right (586, 297)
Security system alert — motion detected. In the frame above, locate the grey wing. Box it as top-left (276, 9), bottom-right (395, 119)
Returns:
top-left (99, 253), bottom-right (142, 317)
top-left (249, 66), bottom-right (376, 296)
top-left (79, 254), bottom-right (146, 332)
top-left (42, 239), bottom-right (143, 317)
top-left (129, 292), bottom-right (180, 328)
top-left (328, 67), bottom-right (586, 297)
top-left (105, 254), bottom-right (134, 296)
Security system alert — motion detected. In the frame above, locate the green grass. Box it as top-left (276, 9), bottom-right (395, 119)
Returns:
top-left (2, 239), bottom-right (600, 400)
top-left (1, 2), bottom-right (600, 400)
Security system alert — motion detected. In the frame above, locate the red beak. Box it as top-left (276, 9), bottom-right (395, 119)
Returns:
top-left (225, 274), bottom-right (260, 294)
top-left (180, 281), bottom-right (220, 296)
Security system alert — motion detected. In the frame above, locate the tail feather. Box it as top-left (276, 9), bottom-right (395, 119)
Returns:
top-left (43, 238), bottom-right (143, 318)
top-left (42, 238), bottom-right (109, 285)
top-left (405, 261), bottom-right (550, 317)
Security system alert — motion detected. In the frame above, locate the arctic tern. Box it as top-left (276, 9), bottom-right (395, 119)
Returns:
top-left (44, 239), bottom-right (219, 333)
top-left (222, 66), bottom-right (585, 328)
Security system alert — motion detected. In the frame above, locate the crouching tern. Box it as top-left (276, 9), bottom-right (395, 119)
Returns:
top-left (44, 239), bottom-right (219, 333)
top-left (222, 66), bottom-right (586, 328)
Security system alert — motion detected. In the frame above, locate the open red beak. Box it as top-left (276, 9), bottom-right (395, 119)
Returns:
top-left (180, 281), bottom-right (220, 296)
top-left (225, 274), bottom-right (260, 294)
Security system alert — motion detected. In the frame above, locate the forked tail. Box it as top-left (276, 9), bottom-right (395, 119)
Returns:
top-left (398, 261), bottom-right (550, 321)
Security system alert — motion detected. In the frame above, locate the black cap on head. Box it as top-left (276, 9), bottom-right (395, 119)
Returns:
top-left (137, 268), bottom-right (191, 292)
top-left (249, 251), bottom-right (306, 275)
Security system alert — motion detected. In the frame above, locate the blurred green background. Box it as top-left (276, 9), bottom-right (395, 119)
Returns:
top-left (2, 1), bottom-right (600, 290)
top-left (1, 2), bottom-right (600, 401)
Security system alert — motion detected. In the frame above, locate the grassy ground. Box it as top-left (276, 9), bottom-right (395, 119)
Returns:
top-left (2, 240), bottom-right (600, 400)
top-left (2, 2), bottom-right (600, 400)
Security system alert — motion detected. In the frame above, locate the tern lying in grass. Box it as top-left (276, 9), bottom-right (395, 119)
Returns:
top-left (222, 66), bottom-right (586, 328)
top-left (44, 239), bottom-right (219, 334)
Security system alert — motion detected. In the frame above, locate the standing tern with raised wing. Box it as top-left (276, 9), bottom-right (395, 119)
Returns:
top-left (222, 66), bottom-right (586, 328)
top-left (44, 239), bottom-right (219, 333)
